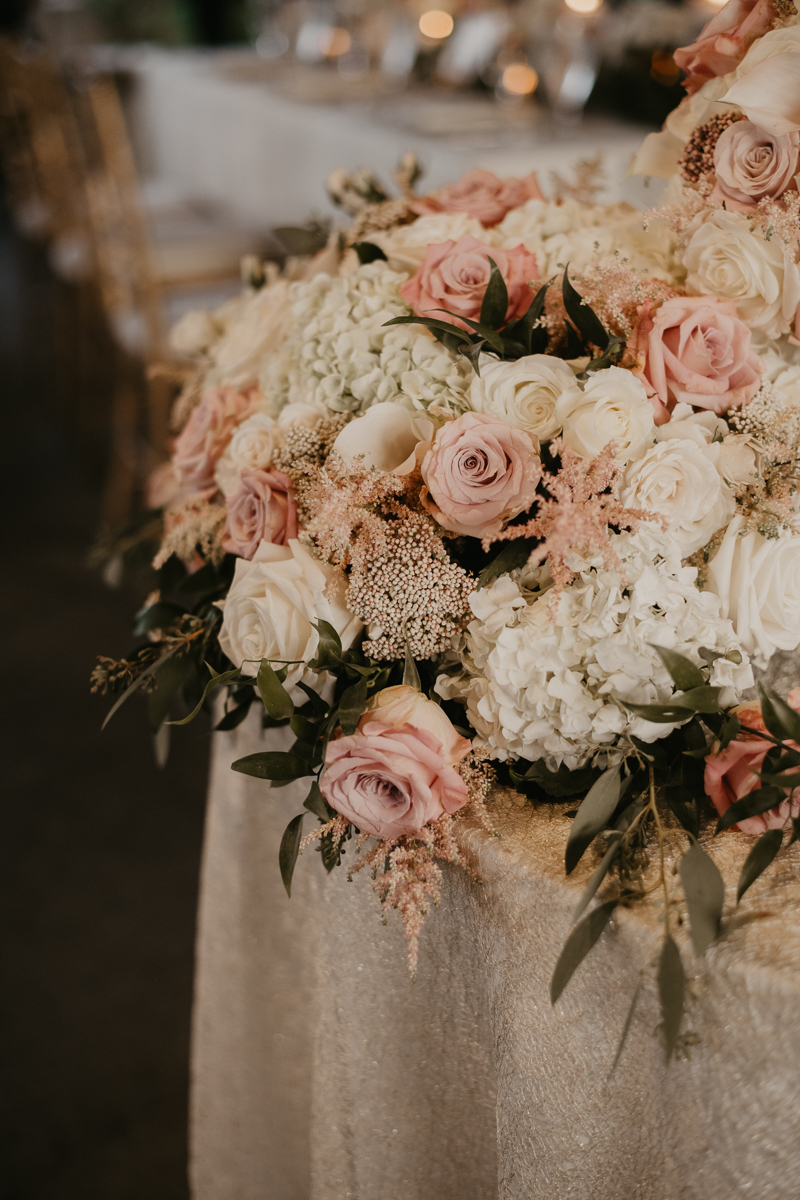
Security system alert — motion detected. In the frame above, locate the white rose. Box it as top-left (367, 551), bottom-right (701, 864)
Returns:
top-left (209, 279), bottom-right (296, 390)
top-left (217, 539), bottom-right (362, 690)
top-left (717, 433), bottom-right (760, 486)
top-left (331, 401), bottom-right (434, 474)
top-left (214, 413), bottom-right (280, 498)
top-left (277, 401), bottom-right (327, 430)
top-left (723, 27), bottom-right (800, 137)
top-left (621, 438), bottom-right (735, 557)
top-left (468, 354), bottom-right (577, 441)
top-left (655, 402), bottom-right (727, 447)
top-left (555, 367), bottom-right (656, 463)
top-left (169, 308), bottom-right (221, 358)
top-left (705, 514), bottom-right (800, 666)
top-left (373, 212), bottom-right (490, 275)
top-left (683, 210), bottom-right (800, 341)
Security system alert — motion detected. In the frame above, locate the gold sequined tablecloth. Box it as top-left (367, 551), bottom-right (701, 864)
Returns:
top-left (189, 676), bottom-right (800, 1200)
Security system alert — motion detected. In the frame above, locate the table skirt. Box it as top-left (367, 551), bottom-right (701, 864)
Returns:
top-left (190, 678), bottom-right (800, 1200)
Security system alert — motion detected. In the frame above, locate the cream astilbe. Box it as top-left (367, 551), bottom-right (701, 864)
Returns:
top-left (437, 524), bottom-right (753, 772)
top-left (265, 262), bottom-right (473, 418)
top-left (153, 492), bottom-right (227, 569)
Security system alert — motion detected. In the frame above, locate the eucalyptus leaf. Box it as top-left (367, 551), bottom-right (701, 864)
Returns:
top-left (623, 701), bottom-right (697, 724)
top-left (715, 786), bottom-right (785, 834)
top-left (736, 828), bottom-right (783, 903)
top-left (352, 241), bottom-right (388, 264)
top-left (479, 257), bottom-right (509, 331)
top-left (309, 620), bottom-right (343, 671)
top-left (609, 977), bottom-right (643, 1080)
top-left (717, 713), bottom-right (741, 753)
top-left (101, 644), bottom-right (181, 730)
top-left (572, 832), bottom-right (623, 922)
top-left (550, 899), bottom-right (617, 1004)
top-left (257, 659), bottom-right (294, 721)
top-left (303, 781), bottom-right (332, 822)
top-left (658, 934), bottom-right (685, 1063)
top-left (680, 842), bottom-right (724, 955)
top-left (296, 680), bottom-right (329, 716)
top-left (231, 751), bottom-right (310, 781)
top-left (652, 646), bottom-right (705, 691)
top-left (758, 684), bottom-right (800, 742)
top-left (562, 265), bottom-right (609, 350)
top-left (664, 785), bottom-right (700, 841)
top-left (675, 685), bottom-right (723, 714)
top-left (279, 813), bottom-right (305, 897)
top-left (565, 766), bottom-right (621, 875)
top-left (148, 651), bottom-right (195, 732)
top-left (337, 676), bottom-right (368, 736)
top-left (477, 538), bottom-right (537, 589)
top-left (166, 666), bottom-right (240, 727)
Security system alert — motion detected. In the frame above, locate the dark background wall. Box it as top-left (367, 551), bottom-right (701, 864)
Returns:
top-left (0, 201), bottom-right (207, 1198)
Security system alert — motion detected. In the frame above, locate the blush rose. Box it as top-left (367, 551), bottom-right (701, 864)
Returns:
top-left (412, 168), bottom-right (544, 227)
top-left (173, 387), bottom-right (256, 491)
top-left (420, 411), bottom-right (540, 538)
top-left (222, 469), bottom-right (298, 559)
top-left (712, 120), bottom-right (800, 211)
top-left (704, 689), bottom-right (800, 834)
top-left (673, 0), bottom-right (775, 95)
top-left (629, 295), bottom-right (763, 422)
top-left (319, 688), bottom-right (471, 839)
top-left (399, 235), bottom-right (538, 333)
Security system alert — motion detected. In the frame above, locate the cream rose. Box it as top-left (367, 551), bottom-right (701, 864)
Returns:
top-left (705, 513), bottom-right (800, 666)
top-left (555, 367), bottom-right (656, 464)
top-left (468, 354), bottom-right (578, 441)
top-left (621, 438), bottom-right (736, 557)
top-left (716, 432), bottom-right (760, 485)
top-left (372, 212), bottom-right (490, 276)
top-left (217, 539), bottom-right (362, 690)
top-left (214, 412), bottom-right (281, 498)
top-left (364, 685), bottom-right (472, 767)
top-left (683, 210), bottom-right (800, 342)
top-left (723, 29), bottom-right (800, 137)
top-left (332, 402), bottom-right (434, 474)
top-left (208, 278), bottom-right (295, 390)
top-left (169, 308), bottom-right (221, 358)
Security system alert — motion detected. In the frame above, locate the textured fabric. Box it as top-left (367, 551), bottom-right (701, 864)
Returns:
top-left (191, 656), bottom-right (800, 1200)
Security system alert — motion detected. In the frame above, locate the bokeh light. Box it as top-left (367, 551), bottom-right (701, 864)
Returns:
top-left (419, 10), bottom-right (455, 39)
top-left (564, 0), bottom-right (603, 14)
top-left (501, 62), bottom-right (539, 96)
top-left (318, 27), bottom-right (352, 57)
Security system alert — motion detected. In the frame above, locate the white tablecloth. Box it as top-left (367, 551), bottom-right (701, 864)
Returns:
top-left (115, 47), bottom-right (658, 231)
top-left (191, 659), bottom-right (800, 1200)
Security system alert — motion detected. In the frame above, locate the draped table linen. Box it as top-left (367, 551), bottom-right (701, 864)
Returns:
top-left (190, 670), bottom-right (800, 1200)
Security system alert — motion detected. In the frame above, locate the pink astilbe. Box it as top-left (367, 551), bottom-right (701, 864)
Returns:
top-left (485, 440), bottom-right (655, 600)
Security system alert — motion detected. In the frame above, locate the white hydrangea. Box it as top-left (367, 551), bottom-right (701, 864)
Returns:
top-left (436, 526), bottom-right (753, 771)
top-left (259, 262), bottom-right (473, 417)
top-left (493, 199), bottom-right (682, 284)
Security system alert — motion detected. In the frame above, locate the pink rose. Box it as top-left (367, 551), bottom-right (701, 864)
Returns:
top-left (222, 469), bottom-right (298, 559)
top-left (420, 411), bottom-right (540, 538)
top-left (411, 168), bottom-right (544, 227)
top-left (173, 387), bottom-right (256, 491)
top-left (320, 694), bottom-right (470, 839)
top-left (399, 236), bottom-right (538, 333)
top-left (673, 0), bottom-right (775, 95)
top-left (711, 120), bottom-right (800, 212)
top-left (628, 296), bottom-right (763, 423)
top-left (365, 685), bottom-right (472, 766)
top-left (704, 689), bottom-right (800, 834)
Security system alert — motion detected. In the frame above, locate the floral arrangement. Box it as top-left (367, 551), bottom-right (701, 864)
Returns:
top-left (94, 17), bottom-right (800, 1068)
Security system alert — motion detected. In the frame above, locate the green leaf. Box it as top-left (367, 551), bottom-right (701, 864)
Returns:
top-left (101, 644), bottom-right (180, 730)
top-left (758, 684), bottom-right (800, 742)
top-left (584, 334), bottom-right (626, 374)
top-left (510, 759), bottom-right (599, 798)
top-left (715, 786), bottom-right (784, 833)
top-left (148, 651), bottom-right (195, 732)
top-left (231, 751), bottom-right (310, 782)
top-left (623, 701), bottom-right (697, 724)
top-left (790, 816), bottom-right (800, 846)
top-left (296, 680), bottom-right (330, 717)
top-left (166, 666), bottom-right (240, 727)
top-left (257, 659), bottom-right (294, 721)
top-left (504, 278), bottom-right (552, 356)
top-left (680, 841), bottom-right (724, 955)
top-left (550, 899), bottom-right (617, 1004)
top-left (736, 828), bottom-right (784, 903)
top-left (477, 537), bottom-right (537, 590)
top-left (279, 813), bottom-right (305, 897)
top-left (382, 314), bottom-right (473, 344)
top-left (133, 600), bottom-right (185, 636)
top-left (303, 781), bottom-right (333, 822)
top-left (565, 766), bottom-right (622, 875)
top-left (274, 224), bottom-right (329, 256)
top-left (652, 646), bottom-right (705, 692)
top-left (758, 772), bottom-right (800, 789)
top-left (337, 676), bottom-right (368, 736)
top-left (352, 241), bottom-right (388, 264)
top-left (664, 785), bottom-right (700, 841)
top-left (572, 832), bottom-right (623, 922)
top-left (479, 257), bottom-right (509, 330)
top-left (609, 977), bottom-right (643, 1080)
top-left (403, 641), bottom-right (422, 691)
top-left (215, 700), bottom-right (253, 731)
top-left (658, 934), bottom-right (685, 1063)
top-left (430, 309), bottom-right (505, 355)
top-left (562, 265), bottom-right (609, 350)
top-left (308, 620), bottom-right (343, 671)
top-left (457, 338), bottom-right (487, 375)
top-left (674, 686), bottom-right (723, 714)
top-left (717, 713), bottom-right (741, 753)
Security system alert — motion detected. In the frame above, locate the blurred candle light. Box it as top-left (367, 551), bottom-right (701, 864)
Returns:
top-left (318, 27), bottom-right (352, 57)
top-left (564, 0), bottom-right (603, 14)
top-left (500, 62), bottom-right (539, 95)
top-left (419, 10), bottom-right (454, 39)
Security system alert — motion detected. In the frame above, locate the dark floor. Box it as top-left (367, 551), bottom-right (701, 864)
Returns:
top-left (0, 213), bottom-right (207, 1195)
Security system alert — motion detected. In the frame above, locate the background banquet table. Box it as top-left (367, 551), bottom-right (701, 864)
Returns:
top-left (113, 47), bottom-right (658, 232)
top-left (191, 655), bottom-right (800, 1200)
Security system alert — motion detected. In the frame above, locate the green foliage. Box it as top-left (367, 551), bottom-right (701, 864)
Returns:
top-left (550, 899), bottom-right (618, 1004)
top-left (279, 814), bottom-right (305, 898)
top-left (477, 538), bottom-right (537, 590)
top-left (257, 660), bottom-right (294, 722)
top-left (737, 829), bottom-right (784, 903)
top-left (565, 766), bottom-right (621, 875)
top-left (352, 241), bottom-right (388, 264)
top-left (658, 935), bottom-right (685, 1063)
top-left (680, 842), bottom-right (724, 955)
top-left (508, 759), bottom-right (599, 798)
